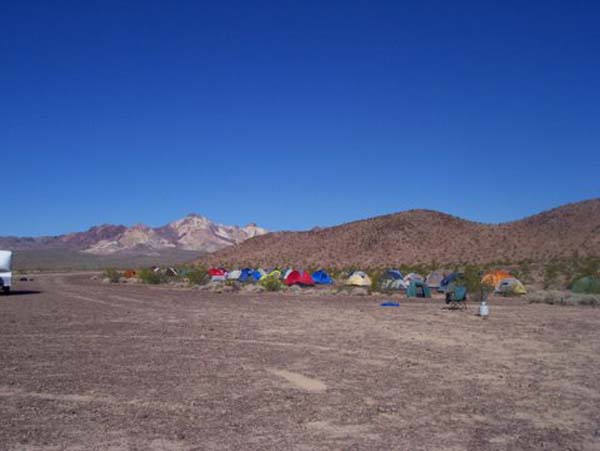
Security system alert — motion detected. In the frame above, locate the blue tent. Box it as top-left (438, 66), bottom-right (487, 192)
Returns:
top-left (378, 269), bottom-right (405, 291)
top-left (440, 272), bottom-right (462, 292)
top-left (238, 268), bottom-right (255, 283)
top-left (385, 269), bottom-right (403, 280)
top-left (312, 270), bottom-right (334, 285)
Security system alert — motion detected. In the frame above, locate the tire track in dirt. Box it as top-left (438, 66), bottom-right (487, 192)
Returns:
top-left (0, 332), bottom-right (397, 362)
top-left (47, 275), bottom-right (177, 313)
top-left (0, 385), bottom-right (193, 413)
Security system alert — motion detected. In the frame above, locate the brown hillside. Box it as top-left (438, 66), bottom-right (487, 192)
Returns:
top-left (199, 199), bottom-right (600, 267)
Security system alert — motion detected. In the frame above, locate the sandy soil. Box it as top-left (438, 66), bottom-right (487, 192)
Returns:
top-left (1, 274), bottom-right (599, 450)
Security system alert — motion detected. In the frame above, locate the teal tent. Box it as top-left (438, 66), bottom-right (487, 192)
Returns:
top-left (406, 280), bottom-right (431, 298)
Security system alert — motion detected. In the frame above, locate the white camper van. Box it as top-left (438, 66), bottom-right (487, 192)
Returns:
top-left (0, 250), bottom-right (12, 294)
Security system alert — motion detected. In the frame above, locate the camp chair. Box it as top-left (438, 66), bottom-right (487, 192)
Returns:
top-left (445, 284), bottom-right (468, 310)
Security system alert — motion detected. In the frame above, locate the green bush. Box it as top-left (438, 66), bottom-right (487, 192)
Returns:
top-left (187, 266), bottom-right (209, 286)
top-left (138, 268), bottom-right (163, 285)
top-left (527, 290), bottom-right (600, 307)
top-left (370, 269), bottom-right (383, 292)
top-left (261, 275), bottom-right (283, 292)
top-left (103, 268), bottom-right (121, 283)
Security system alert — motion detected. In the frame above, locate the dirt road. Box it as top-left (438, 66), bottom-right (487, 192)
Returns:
top-left (1, 274), bottom-right (599, 450)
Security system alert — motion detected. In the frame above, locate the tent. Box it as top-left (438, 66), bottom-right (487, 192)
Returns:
top-left (312, 270), bottom-right (334, 285)
top-left (346, 271), bottom-right (372, 287)
top-left (283, 268), bottom-right (293, 280)
top-left (253, 268), bottom-right (267, 281)
top-left (378, 269), bottom-right (405, 291)
top-left (227, 269), bottom-right (242, 280)
top-left (497, 277), bottom-right (527, 295)
top-left (406, 280), bottom-right (431, 298)
top-left (208, 268), bottom-right (227, 282)
top-left (481, 270), bottom-right (512, 289)
top-left (262, 269), bottom-right (281, 280)
top-left (123, 269), bottom-right (137, 279)
top-left (426, 270), bottom-right (449, 289)
top-left (404, 273), bottom-right (424, 284)
top-left (440, 272), bottom-right (462, 292)
top-left (238, 268), bottom-right (255, 282)
top-left (571, 275), bottom-right (600, 294)
top-left (285, 270), bottom-right (315, 286)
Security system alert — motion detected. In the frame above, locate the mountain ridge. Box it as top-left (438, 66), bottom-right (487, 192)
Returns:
top-left (0, 214), bottom-right (268, 256)
top-left (199, 199), bottom-right (600, 267)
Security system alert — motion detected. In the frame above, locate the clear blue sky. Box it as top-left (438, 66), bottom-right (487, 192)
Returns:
top-left (2, 0), bottom-right (599, 236)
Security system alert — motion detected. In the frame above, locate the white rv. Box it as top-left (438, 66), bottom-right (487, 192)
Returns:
top-left (0, 250), bottom-right (12, 294)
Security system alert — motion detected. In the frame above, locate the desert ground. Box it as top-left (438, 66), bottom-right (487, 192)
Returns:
top-left (1, 274), bottom-right (599, 450)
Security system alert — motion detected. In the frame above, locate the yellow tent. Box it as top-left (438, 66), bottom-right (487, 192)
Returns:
top-left (481, 270), bottom-right (512, 289)
top-left (260, 269), bottom-right (281, 280)
top-left (346, 271), bottom-right (372, 287)
top-left (497, 277), bottom-right (527, 295)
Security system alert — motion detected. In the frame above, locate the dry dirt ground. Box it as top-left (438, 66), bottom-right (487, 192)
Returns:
top-left (1, 274), bottom-right (600, 451)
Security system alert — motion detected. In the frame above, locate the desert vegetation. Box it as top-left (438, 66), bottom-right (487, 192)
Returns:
top-left (100, 255), bottom-right (599, 301)
top-left (526, 290), bottom-right (600, 306)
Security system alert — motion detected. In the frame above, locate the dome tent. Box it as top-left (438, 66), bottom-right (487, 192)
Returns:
top-left (208, 268), bottom-right (227, 282)
top-left (285, 270), bottom-right (315, 286)
top-left (262, 269), bottom-right (282, 280)
top-left (570, 275), bottom-right (600, 294)
top-left (426, 270), bottom-right (450, 289)
top-left (253, 268), bottom-right (267, 281)
top-left (238, 268), bottom-right (255, 282)
top-left (481, 270), bottom-right (512, 289)
top-left (378, 269), bottom-right (405, 291)
top-left (227, 269), bottom-right (242, 280)
top-left (406, 280), bottom-right (431, 298)
top-left (497, 277), bottom-right (527, 295)
top-left (312, 270), bottom-right (334, 285)
top-left (346, 271), bottom-right (372, 287)
top-left (404, 273), bottom-right (424, 284)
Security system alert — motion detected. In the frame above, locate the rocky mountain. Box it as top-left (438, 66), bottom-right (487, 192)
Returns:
top-left (199, 199), bottom-right (600, 267)
top-left (0, 214), bottom-right (268, 256)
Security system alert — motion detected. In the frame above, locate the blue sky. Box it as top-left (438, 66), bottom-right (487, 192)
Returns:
top-left (1, 0), bottom-right (599, 236)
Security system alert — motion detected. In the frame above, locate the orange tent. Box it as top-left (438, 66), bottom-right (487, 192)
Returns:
top-left (481, 270), bottom-right (512, 288)
top-left (123, 269), bottom-right (137, 279)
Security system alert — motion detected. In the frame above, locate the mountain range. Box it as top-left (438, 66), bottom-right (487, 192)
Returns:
top-left (199, 199), bottom-right (600, 267)
top-left (3, 200), bottom-right (599, 271)
top-left (0, 215), bottom-right (267, 269)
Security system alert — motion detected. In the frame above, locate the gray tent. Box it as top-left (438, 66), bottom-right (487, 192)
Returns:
top-left (426, 270), bottom-right (450, 289)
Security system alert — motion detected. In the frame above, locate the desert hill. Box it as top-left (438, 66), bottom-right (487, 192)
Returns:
top-left (199, 199), bottom-right (600, 267)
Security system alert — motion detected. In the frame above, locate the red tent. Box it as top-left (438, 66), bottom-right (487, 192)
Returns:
top-left (208, 268), bottom-right (226, 277)
top-left (285, 270), bottom-right (315, 286)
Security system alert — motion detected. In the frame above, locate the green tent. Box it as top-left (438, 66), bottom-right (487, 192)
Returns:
top-left (571, 275), bottom-right (600, 294)
top-left (406, 280), bottom-right (431, 298)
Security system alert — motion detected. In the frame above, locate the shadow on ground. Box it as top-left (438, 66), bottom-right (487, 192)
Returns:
top-left (2, 290), bottom-right (42, 297)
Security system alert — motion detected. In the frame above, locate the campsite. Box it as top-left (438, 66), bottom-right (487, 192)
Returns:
top-left (1, 272), bottom-right (600, 450)
top-left (3, 1), bottom-right (600, 449)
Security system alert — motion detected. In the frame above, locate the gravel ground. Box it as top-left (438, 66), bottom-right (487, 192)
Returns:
top-left (1, 274), bottom-right (599, 450)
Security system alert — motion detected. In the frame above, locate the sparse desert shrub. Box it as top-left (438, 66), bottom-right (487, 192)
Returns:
top-left (261, 275), bottom-right (283, 292)
top-left (187, 266), bottom-right (209, 286)
top-left (138, 268), bottom-right (163, 285)
top-left (103, 268), bottom-right (121, 283)
top-left (526, 290), bottom-right (600, 307)
top-left (369, 269), bottom-right (383, 292)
